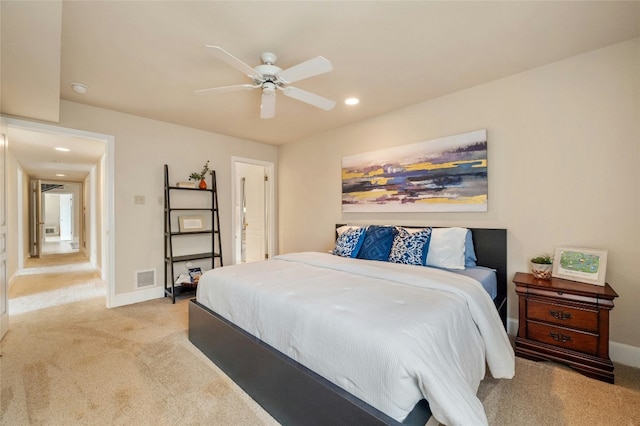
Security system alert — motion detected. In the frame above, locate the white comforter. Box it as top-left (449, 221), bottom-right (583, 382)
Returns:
top-left (196, 252), bottom-right (514, 425)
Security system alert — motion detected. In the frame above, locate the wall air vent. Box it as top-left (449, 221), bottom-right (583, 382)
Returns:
top-left (135, 269), bottom-right (156, 289)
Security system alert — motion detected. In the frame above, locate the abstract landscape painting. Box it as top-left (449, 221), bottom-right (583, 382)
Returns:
top-left (342, 129), bottom-right (488, 212)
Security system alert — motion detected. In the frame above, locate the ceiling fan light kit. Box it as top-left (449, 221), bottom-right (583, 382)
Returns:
top-left (195, 46), bottom-right (336, 119)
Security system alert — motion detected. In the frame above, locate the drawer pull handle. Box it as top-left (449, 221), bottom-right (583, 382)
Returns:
top-left (549, 332), bottom-right (572, 343)
top-left (549, 310), bottom-right (572, 320)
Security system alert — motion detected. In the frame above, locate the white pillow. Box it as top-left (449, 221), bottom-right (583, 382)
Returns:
top-left (336, 225), bottom-right (364, 236)
top-left (426, 227), bottom-right (468, 270)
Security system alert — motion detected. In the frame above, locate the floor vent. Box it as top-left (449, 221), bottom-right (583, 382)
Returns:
top-left (135, 269), bottom-right (156, 289)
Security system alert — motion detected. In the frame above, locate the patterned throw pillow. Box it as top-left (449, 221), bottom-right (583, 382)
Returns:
top-left (333, 227), bottom-right (366, 258)
top-left (357, 225), bottom-right (398, 261)
top-left (388, 227), bottom-right (432, 265)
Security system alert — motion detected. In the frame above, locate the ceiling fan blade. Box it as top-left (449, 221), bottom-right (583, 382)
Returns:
top-left (277, 56), bottom-right (332, 84)
top-left (205, 45), bottom-right (261, 79)
top-left (194, 84), bottom-right (258, 94)
top-left (282, 86), bottom-right (336, 111)
top-left (260, 91), bottom-right (276, 119)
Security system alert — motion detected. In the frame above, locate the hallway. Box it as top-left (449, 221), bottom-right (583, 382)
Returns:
top-left (9, 251), bottom-right (105, 315)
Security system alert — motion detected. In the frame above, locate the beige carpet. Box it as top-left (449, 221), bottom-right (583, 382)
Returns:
top-left (1, 296), bottom-right (279, 425)
top-left (478, 351), bottom-right (640, 425)
top-left (2, 259), bottom-right (639, 425)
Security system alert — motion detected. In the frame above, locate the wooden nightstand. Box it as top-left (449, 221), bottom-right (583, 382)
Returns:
top-left (513, 272), bottom-right (618, 383)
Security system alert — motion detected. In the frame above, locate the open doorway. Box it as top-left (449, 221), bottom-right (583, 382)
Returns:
top-left (42, 183), bottom-right (81, 254)
top-left (4, 117), bottom-right (114, 310)
top-left (29, 181), bottom-right (82, 257)
top-left (232, 157), bottom-right (275, 265)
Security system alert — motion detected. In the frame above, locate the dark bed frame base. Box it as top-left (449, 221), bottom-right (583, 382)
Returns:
top-left (189, 299), bottom-right (431, 425)
top-left (188, 227), bottom-right (507, 425)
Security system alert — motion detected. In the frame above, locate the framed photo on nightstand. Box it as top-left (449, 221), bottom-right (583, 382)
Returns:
top-left (552, 246), bottom-right (608, 286)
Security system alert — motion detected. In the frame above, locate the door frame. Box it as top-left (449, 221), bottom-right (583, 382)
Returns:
top-left (0, 125), bottom-right (8, 340)
top-left (231, 157), bottom-right (275, 265)
top-left (40, 184), bottom-right (81, 253)
top-left (3, 117), bottom-right (115, 308)
top-left (29, 178), bottom-right (42, 257)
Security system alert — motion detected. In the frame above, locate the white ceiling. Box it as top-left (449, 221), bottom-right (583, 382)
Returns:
top-left (2, 1), bottom-right (639, 180)
top-left (7, 127), bottom-right (106, 182)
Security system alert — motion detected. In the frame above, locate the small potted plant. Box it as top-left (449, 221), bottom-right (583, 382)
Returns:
top-left (530, 253), bottom-right (553, 280)
top-left (189, 160), bottom-right (210, 189)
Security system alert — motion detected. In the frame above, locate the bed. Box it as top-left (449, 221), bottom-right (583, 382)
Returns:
top-left (189, 226), bottom-right (513, 425)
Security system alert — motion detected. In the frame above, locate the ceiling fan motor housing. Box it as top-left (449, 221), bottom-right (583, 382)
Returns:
top-left (254, 64), bottom-right (282, 86)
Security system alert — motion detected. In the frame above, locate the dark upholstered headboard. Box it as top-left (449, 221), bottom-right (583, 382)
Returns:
top-left (335, 225), bottom-right (508, 328)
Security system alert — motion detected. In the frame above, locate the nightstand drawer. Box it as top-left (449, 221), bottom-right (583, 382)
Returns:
top-left (527, 299), bottom-right (598, 332)
top-left (527, 322), bottom-right (599, 355)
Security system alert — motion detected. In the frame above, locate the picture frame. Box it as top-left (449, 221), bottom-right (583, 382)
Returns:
top-left (552, 246), bottom-right (608, 286)
top-left (178, 215), bottom-right (205, 232)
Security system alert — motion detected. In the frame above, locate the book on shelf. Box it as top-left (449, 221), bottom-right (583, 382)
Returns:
top-left (176, 181), bottom-right (196, 188)
top-left (175, 267), bottom-right (203, 285)
top-left (188, 267), bottom-right (203, 284)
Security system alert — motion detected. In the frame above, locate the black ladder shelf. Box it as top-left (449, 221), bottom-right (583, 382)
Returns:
top-left (164, 164), bottom-right (223, 303)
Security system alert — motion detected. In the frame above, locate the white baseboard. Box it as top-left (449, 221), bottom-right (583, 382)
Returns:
top-left (7, 273), bottom-right (17, 292)
top-left (507, 317), bottom-right (518, 336)
top-left (107, 285), bottom-right (164, 308)
top-left (507, 317), bottom-right (640, 369)
top-left (610, 341), bottom-right (640, 368)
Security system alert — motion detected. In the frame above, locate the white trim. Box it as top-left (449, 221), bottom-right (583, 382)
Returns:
top-left (230, 157), bottom-right (275, 265)
top-left (508, 318), bottom-right (640, 368)
top-left (109, 286), bottom-right (164, 308)
top-left (2, 116), bottom-right (115, 309)
top-left (507, 316), bottom-right (518, 337)
top-left (16, 165), bottom-right (24, 269)
top-left (103, 149), bottom-right (115, 307)
top-left (610, 341), bottom-right (640, 369)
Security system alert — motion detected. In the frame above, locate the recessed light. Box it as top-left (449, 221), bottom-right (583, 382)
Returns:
top-left (56, 174), bottom-right (66, 177)
top-left (55, 147), bottom-right (70, 152)
top-left (71, 83), bottom-right (88, 94)
top-left (345, 97), bottom-right (360, 106)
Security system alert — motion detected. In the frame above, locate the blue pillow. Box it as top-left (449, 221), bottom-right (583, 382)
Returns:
top-left (357, 226), bottom-right (397, 261)
top-left (333, 227), bottom-right (366, 258)
top-left (388, 227), bottom-right (432, 265)
top-left (465, 229), bottom-right (477, 267)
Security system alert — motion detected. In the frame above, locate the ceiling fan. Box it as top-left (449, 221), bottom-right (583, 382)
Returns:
top-left (195, 46), bottom-right (336, 119)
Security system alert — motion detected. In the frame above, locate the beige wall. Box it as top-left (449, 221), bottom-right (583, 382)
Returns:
top-left (56, 100), bottom-right (278, 299)
top-left (279, 39), bottom-right (640, 348)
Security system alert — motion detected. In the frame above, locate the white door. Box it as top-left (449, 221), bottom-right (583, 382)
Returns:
top-left (243, 165), bottom-right (266, 263)
top-left (59, 194), bottom-right (72, 240)
top-left (0, 130), bottom-right (8, 340)
top-left (232, 158), bottom-right (274, 265)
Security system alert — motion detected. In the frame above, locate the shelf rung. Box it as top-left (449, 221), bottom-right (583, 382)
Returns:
top-left (170, 231), bottom-right (213, 236)
top-left (167, 252), bottom-right (215, 262)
